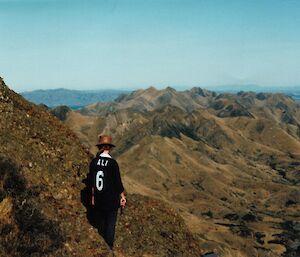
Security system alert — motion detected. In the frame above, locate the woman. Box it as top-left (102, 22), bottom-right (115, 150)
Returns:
top-left (88, 135), bottom-right (126, 250)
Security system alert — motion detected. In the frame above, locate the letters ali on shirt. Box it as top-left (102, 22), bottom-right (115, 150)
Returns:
top-left (95, 157), bottom-right (109, 191)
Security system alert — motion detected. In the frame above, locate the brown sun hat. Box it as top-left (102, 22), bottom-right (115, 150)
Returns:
top-left (96, 135), bottom-right (116, 147)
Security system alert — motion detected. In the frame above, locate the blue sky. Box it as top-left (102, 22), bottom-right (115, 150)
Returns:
top-left (0, 0), bottom-right (300, 92)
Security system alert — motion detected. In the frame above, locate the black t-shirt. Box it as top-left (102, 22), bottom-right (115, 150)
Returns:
top-left (87, 154), bottom-right (124, 210)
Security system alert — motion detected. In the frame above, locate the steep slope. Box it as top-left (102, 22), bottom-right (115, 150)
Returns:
top-left (0, 78), bottom-right (202, 257)
top-left (0, 78), bottom-right (106, 257)
top-left (64, 86), bottom-right (300, 257)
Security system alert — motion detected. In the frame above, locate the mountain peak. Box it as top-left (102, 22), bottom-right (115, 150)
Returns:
top-left (189, 87), bottom-right (213, 97)
top-left (145, 86), bottom-right (157, 91)
top-left (165, 86), bottom-right (176, 92)
top-left (142, 86), bottom-right (177, 94)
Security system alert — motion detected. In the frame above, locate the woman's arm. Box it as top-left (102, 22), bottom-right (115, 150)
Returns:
top-left (113, 160), bottom-right (126, 207)
top-left (113, 161), bottom-right (125, 194)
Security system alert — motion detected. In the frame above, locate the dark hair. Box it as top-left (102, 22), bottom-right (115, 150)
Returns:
top-left (97, 145), bottom-right (113, 155)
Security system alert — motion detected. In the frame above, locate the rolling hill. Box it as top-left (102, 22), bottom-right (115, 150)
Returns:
top-left (63, 86), bottom-right (300, 257)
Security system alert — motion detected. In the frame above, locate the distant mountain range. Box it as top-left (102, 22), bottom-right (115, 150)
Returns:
top-left (208, 84), bottom-right (300, 93)
top-left (21, 88), bottom-right (130, 108)
top-left (208, 85), bottom-right (300, 101)
top-left (21, 86), bottom-right (300, 108)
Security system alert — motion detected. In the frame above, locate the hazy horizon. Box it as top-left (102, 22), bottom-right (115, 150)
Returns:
top-left (19, 83), bottom-right (300, 94)
top-left (1, 0), bottom-right (300, 92)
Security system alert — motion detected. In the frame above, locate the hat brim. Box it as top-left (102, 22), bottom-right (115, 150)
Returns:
top-left (96, 143), bottom-right (116, 148)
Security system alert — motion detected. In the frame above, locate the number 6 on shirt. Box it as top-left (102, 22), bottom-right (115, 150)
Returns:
top-left (96, 170), bottom-right (104, 191)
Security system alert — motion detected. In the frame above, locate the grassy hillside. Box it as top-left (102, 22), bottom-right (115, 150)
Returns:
top-left (0, 78), bottom-right (202, 257)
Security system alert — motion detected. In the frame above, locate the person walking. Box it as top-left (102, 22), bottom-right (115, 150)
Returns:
top-left (87, 135), bottom-right (126, 250)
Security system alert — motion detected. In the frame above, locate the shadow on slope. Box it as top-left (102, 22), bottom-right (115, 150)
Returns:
top-left (0, 154), bottom-right (65, 257)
